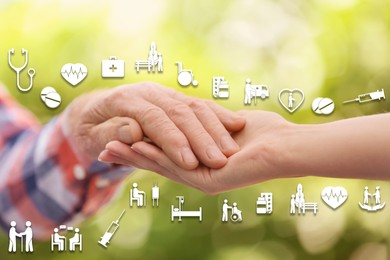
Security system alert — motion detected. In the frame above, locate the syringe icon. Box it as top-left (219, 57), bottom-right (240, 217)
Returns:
top-left (343, 89), bottom-right (386, 104)
top-left (98, 209), bottom-right (126, 248)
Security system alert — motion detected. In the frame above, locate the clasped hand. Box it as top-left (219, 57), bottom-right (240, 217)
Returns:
top-left (66, 82), bottom-right (245, 172)
top-left (79, 83), bottom-right (293, 194)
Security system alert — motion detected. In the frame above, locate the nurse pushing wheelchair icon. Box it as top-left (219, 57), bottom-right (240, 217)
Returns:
top-left (222, 199), bottom-right (242, 223)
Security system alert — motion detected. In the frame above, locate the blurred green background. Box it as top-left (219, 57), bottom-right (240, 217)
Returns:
top-left (0, 0), bottom-right (390, 259)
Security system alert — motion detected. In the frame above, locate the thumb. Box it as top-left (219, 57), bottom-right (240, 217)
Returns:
top-left (89, 117), bottom-right (143, 157)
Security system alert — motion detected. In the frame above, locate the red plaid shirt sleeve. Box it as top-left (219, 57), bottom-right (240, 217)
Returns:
top-left (0, 86), bottom-right (133, 239)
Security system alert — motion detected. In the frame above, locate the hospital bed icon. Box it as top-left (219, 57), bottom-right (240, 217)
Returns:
top-left (171, 196), bottom-right (202, 222)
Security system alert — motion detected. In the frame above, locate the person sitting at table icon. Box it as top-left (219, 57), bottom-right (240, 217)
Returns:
top-left (131, 183), bottom-right (146, 207)
top-left (8, 221), bottom-right (21, 253)
top-left (52, 228), bottom-right (66, 251)
top-left (69, 228), bottom-right (82, 252)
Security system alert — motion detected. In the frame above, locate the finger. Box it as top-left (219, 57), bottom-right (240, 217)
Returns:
top-left (115, 100), bottom-right (200, 170)
top-left (162, 87), bottom-right (246, 132)
top-left (103, 87), bottom-right (199, 170)
top-left (131, 141), bottom-right (208, 192)
top-left (147, 95), bottom-right (228, 169)
top-left (89, 117), bottom-right (143, 157)
top-left (98, 149), bottom-right (143, 168)
top-left (102, 141), bottom-right (189, 185)
top-left (186, 99), bottom-right (240, 157)
top-left (160, 88), bottom-right (244, 156)
top-left (205, 100), bottom-right (246, 132)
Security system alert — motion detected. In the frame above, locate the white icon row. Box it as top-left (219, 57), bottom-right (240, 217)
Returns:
top-left (127, 183), bottom-right (385, 215)
top-left (7, 45), bottom-right (386, 112)
top-left (6, 184), bottom-right (385, 253)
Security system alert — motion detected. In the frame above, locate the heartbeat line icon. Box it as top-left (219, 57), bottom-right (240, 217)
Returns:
top-left (61, 63), bottom-right (88, 86)
top-left (321, 186), bottom-right (348, 209)
top-left (62, 66), bottom-right (87, 78)
top-left (321, 188), bottom-right (348, 202)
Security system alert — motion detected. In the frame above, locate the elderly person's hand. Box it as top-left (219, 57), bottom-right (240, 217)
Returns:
top-left (64, 82), bottom-right (245, 170)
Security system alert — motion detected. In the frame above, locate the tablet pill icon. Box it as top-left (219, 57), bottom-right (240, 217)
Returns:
top-left (312, 97), bottom-right (334, 115)
top-left (40, 86), bottom-right (61, 109)
top-left (40, 86), bottom-right (57, 102)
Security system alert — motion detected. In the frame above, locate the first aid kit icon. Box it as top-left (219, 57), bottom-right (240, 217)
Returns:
top-left (102, 56), bottom-right (125, 78)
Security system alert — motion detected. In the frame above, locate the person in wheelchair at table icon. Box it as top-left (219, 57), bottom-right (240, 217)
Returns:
top-left (130, 183), bottom-right (146, 207)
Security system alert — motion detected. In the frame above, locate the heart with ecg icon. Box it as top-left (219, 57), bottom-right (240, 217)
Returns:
top-left (321, 186), bottom-right (348, 209)
top-left (278, 88), bottom-right (305, 113)
top-left (61, 63), bottom-right (88, 86)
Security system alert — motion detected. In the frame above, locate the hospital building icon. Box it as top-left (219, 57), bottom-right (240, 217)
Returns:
top-left (256, 192), bottom-right (273, 215)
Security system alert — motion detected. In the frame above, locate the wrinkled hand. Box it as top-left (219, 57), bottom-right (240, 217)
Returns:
top-left (100, 111), bottom-right (294, 194)
top-left (65, 82), bottom-right (245, 169)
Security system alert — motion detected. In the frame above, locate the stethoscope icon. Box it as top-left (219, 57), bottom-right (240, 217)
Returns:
top-left (8, 48), bottom-right (35, 92)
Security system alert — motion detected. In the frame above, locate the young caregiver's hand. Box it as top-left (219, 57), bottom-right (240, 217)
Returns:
top-left (99, 111), bottom-right (292, 193)
top-left (100, 108), bottom-right (390, 192)
top-left (65, 82), bottom-right (245, 170)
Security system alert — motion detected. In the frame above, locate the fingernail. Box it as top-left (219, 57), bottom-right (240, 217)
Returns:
top-left (206, 145), bottom-right (226, 161)
top-left (181, 147), bottom-right (198, 165)
top-left (98, 150), bottom-right (108, 162)
top-left (220, 136), bottom-right (240, 153)
top-left (130, 145), bottom-right (142, 155)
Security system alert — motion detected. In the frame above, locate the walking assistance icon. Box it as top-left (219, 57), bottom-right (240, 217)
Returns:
top-left (8, 221), bottom-right (34, 253)
top-left (98, 209), bottom-right (126, 248)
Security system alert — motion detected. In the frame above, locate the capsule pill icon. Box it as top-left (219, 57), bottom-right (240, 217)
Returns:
top-left (40, 86), bottom-right (61, 109)
top-left (312, 97), bottom-right (334, 115)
